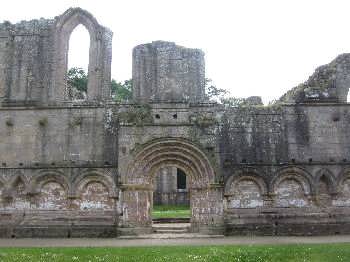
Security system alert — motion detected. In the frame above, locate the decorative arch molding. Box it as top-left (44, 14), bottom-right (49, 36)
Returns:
top-left (0, 177), bottom-right (6, 188)
top-left (314, 168), bottom-right (337, 194)
top-left (224, 169), bottom-right (267, 196)
top-left (73, 170), bottom-right (116, 198)
top-left (3, 174), bottom-right (30, 209)
top-left (8, 174), bottom-right (29, 192)
top-left (30, 170), bottom-right (69, 194)
top-left (271, 167), bottom-right (312, 195)
top-left (124, 137), bottom-right (217, 188)
top-left (0, 169), bottom-right (25, 185)
top-left (52, 7), bottom-right (112, 102)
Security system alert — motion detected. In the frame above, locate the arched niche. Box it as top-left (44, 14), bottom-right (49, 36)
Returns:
top-left (8, 176), bottom-right (30, 209)
top-left (333, 170), bottom-right (350, 206)
top-left (224, 173), bottom-right (267, 209)
top-left (38, 182), bottom-right (67, 210)
top-left (51, 8), bottom-right (112, 102)
top-left (32, 172), bottom-right (69, 210)
top-left (73, 171), bottom-right (116, 210)
top-left (314, 169), bottom-right (336, 207)
top-left (272, 173), bottom-right (311, 208)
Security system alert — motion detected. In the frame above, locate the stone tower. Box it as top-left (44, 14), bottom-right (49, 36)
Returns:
top-left (132, 41), bottom-right (205, 103)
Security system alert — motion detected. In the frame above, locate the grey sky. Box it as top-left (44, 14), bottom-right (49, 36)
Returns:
top-left (2, 0), bottom-right (350, 103)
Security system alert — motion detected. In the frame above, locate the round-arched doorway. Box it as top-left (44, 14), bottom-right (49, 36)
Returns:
top-left (119, 138), bottom-right (224, 234)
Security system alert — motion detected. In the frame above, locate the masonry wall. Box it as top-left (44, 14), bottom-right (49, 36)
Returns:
top-left (0, 106), bottom-right (119, 237)
top-left (220, 104), bottom-right (350, 236)
top-left (2, 8), bottom-right (350, 237)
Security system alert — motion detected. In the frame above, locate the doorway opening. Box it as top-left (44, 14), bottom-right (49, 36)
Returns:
top-left (152, 166), bottom-right (190, 219)
top-left (152, 166), bottom-right (191, 233)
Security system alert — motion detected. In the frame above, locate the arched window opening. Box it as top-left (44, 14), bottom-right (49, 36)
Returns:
top-left (67, 24), bottom-right (90, 101)
top-left (177, 168), bottom-right (187, 190)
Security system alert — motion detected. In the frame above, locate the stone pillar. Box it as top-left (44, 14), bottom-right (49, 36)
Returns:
top-left (263, 193), bottom-right (276, 207)
top-left (191, 184), bottom-right (224, 235)
top-left (119, 184), bottom-right (153, 235)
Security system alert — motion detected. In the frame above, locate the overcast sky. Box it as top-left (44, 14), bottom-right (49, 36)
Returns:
top-left (2, 0), bottom-right (350, 103)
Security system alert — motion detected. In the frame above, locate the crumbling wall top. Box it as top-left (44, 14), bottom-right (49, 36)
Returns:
top-left (280, 54), bottom-right (350, 103)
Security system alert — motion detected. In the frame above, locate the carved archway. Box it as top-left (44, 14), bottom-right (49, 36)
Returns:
top-left (120, 137), bottom-right (223, 234)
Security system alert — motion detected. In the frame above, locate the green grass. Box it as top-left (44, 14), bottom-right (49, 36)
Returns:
top-left (0, 244), bottom-right (350, 261)
top-left (152, 204), bottom-right (190, 219)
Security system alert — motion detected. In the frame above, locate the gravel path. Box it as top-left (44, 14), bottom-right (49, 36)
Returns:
top-left (1, 235), bottom-right (350, 247)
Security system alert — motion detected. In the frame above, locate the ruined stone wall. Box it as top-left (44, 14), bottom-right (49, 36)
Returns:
top-left (280, 54), bottom-right (350, 103)
top-left (0, 8), bottom-right (112, 106)
top-left (0, 18), bottom-right (54, 104)
top-left (2, 8), bottom-right (350, 237)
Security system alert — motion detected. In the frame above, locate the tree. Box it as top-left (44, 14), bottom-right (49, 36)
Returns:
top-left (220, 97), bottom-right (246, 107)
top-left (204, 78), bottom-right (228, 101)
top-left (67, 67), bottom-right (88, 93)
top-left (111, 79), bottom-right (132, 102)
top-left (67, 67), bottom-right (132, 102)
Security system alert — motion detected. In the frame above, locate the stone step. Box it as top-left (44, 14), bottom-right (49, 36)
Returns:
top-left (152, 223), bottom-right (190, 234)
top-left (154, 228), bottom-right (189, 234)
top-left (119, 233), bottom-right (225, 239)
top-left (152, 218), bottom-right (190, 224)
top-left (152, 223), bottom-right (190, 229)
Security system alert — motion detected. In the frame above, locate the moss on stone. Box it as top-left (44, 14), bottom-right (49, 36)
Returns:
top-left (118, 104), bottom-right (153, 126)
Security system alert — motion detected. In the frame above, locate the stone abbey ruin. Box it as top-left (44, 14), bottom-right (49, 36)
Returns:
top-left (1, 8), bottom-right (350, 237)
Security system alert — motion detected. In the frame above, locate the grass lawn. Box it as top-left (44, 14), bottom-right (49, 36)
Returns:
top-left (0, 244), bottom-right (350, 261)
top-left (152, 204), bottom-right (190, 218)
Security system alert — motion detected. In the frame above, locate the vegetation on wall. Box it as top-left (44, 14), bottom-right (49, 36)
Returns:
top-left (118, 104), bottom-right (153, 126)
top-left (67, 67), bottom-right (132, 102)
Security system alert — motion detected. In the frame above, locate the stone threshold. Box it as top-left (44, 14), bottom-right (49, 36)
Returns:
top-left (118, 233), bottom-right (224, 239)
